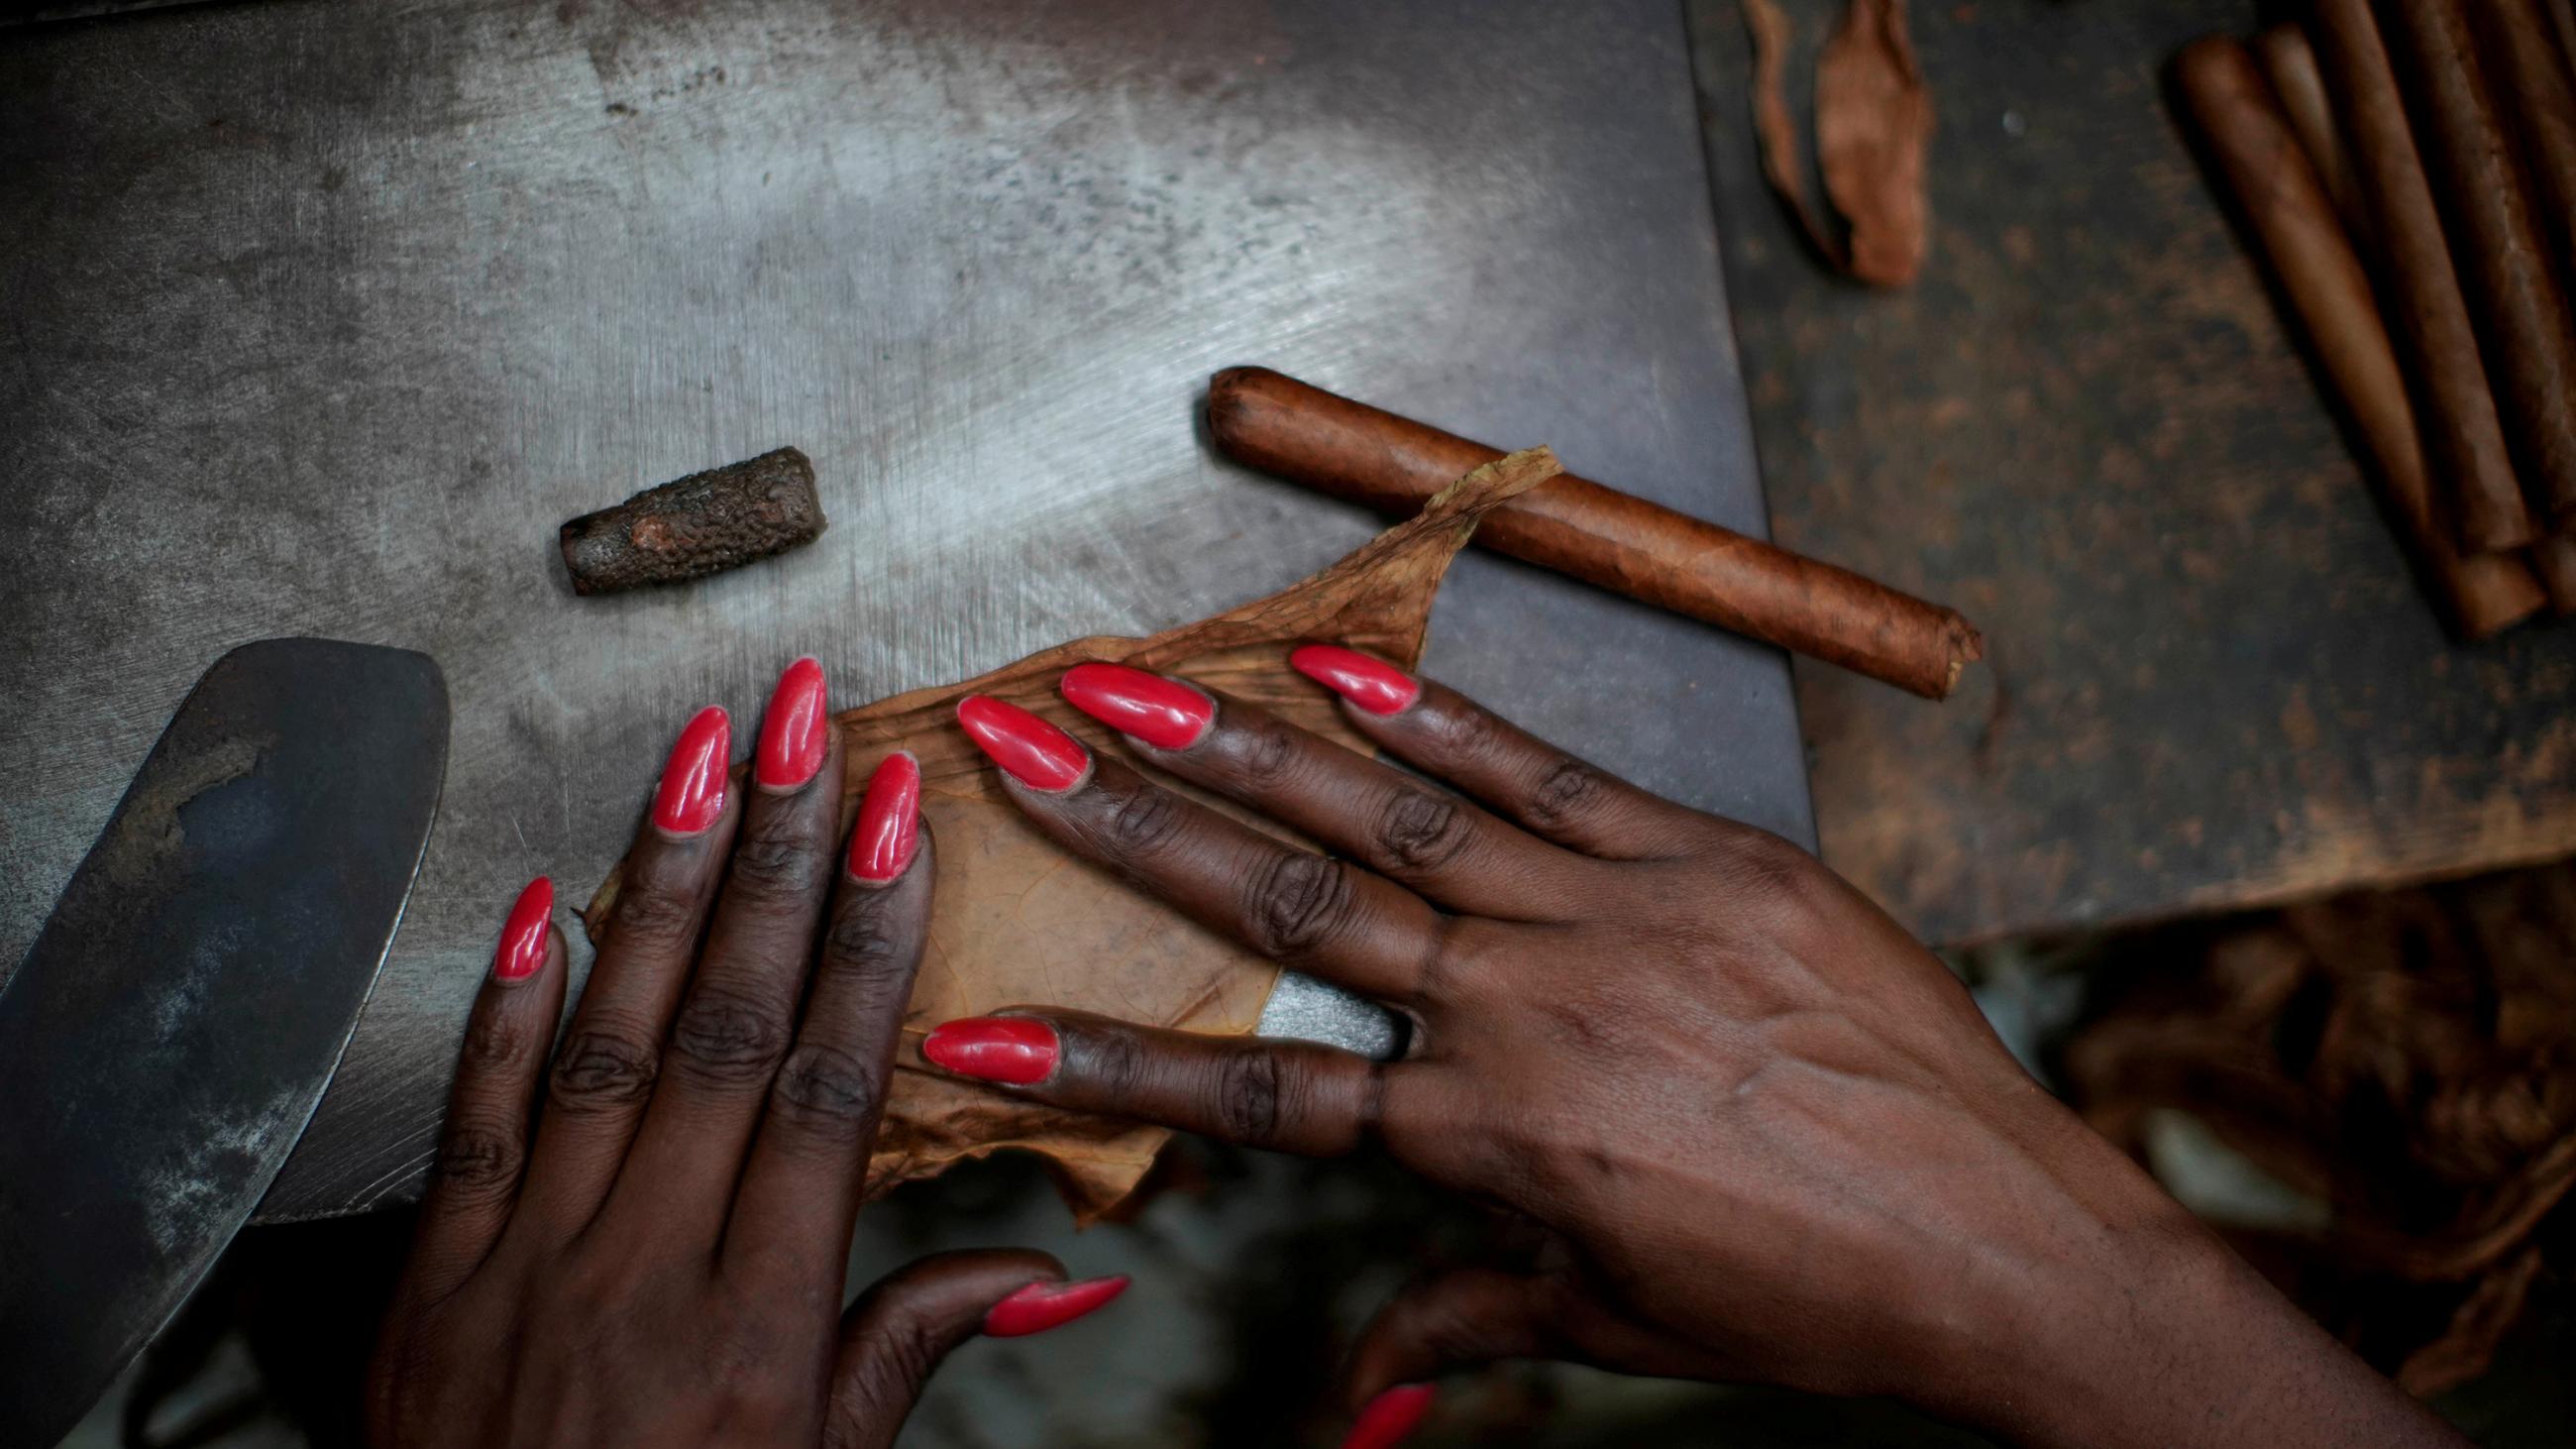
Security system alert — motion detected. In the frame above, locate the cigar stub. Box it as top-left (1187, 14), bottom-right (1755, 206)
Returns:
top-left (1207, 367), bottom-right (1984, 700)
top-left (2308, 0), bottom-right (2540, 553)
top-left (2174, 36), bottom-right (2544, 638)
top-left (560, 446), bottom-right (826, 596)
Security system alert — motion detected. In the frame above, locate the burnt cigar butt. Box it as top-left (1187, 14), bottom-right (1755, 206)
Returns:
top-left (560, 447), bottom-right (825, 596)
top-left (1208, 367), bottom-right (1984, 700)
top-left (2175, 37), bottom-right (2544, 638)
top-left (2308, 0), bottom-right (2540, 552)
top-left (2379, 0), bottom-right (2576, 524)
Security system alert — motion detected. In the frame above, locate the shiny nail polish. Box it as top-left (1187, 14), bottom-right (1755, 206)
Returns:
top-left (1290, 644), bottom-right (1420, 716)
top-left (1059, 662), bottom-right (1213, 750)
top-left (982, 1276), bottom-right (1130, 1337)
top-left (653, 705), bottom-right (731, 835)
top-left (954, 696), bottom-right (1088, 791)
top-left (922, 1016), bottom-right (1058, 1084)
top-left (1342, 1384), bottom-right (1436, 1449)
top-left (492, 876), bottom-right (553, 982)
top-left (755, 657), bottom-right (828, 791)
top-left (849, 752), bottom-right (922, 882)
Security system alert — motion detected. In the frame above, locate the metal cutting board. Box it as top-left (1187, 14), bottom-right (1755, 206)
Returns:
top-left (0, 0), bottom-right (1810, 1220)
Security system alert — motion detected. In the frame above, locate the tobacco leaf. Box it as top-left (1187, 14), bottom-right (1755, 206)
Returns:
top-left (588, 447), bottom-right (1559, 1219)
top-left (1742, 0), bottom-right (1933, 287)
top-left (2064, 856), bottom-right (2576, 1393)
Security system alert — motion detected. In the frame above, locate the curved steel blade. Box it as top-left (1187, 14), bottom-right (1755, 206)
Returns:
top-left (0, 638), bottom-right (447, 1445)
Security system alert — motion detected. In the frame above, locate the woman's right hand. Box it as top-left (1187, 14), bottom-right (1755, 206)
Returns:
top-left (921, 649), bottom-right (2460, 1449)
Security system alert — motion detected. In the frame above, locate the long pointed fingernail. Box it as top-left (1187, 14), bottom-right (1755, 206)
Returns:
top-left (955, 696), bottom-right (1089, 791)
top-left (1290, 644), bottom-right (1420, 717)
top-left (1342, 1384), bottom-right (1436, 1449)
top-left (653, 706), bottom-right (731, 835)
top-left (755, 656), bottom-right (828, 792)
top-left (923, 1016), bottom-right (1058, 1084)
top-left (1059, 662), bottom-right (1214, 749)
top-left (848, 752), bottom-right (922, 883)
top-left (492, 876), bottom-right (554, 983)
top-left (982, 1276), bottom-right (1129, 1337)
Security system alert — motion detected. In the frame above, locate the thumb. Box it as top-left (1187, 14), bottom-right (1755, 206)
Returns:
top-left (1339, 1265), bottom-right (1710, 1448)
top-left (822, 1248), bottom-right (1129, 1449)
top-left (1336, 1266), bottom-right (1565, 1448)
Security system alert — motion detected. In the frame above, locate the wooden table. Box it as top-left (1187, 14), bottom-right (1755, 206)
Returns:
top-left (1684, 0), bottom-right (2576, 947)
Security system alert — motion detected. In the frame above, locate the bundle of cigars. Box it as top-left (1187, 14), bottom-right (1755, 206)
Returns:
top-left (2174, 2), bottom-right (2576, 639)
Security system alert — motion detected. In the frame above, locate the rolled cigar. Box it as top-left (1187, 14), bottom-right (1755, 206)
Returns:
top-left (2550, 0), bottom-right (2576, 86)
top-left (2379, 0), bottom-right (2576, 524)
top-left (2538, 533), bottom-right (2576, 614)
top-left (2308, 0), bottom-right (2540, 551)
top-left (2468, 0), bottom-right (2576, 280)
top-left (1207, 367), bottom-right (1983, 699)
top-left (2255, 26), bottom-right (2364, 236)
top-left (2175, 38), bottom-right (2545, 638)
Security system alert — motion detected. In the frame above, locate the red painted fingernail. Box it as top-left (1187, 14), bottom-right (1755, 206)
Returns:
top-left (755, 656), bottom-right (828, 791)
top-left (954, 696), bottom-right (1088, 792)
top-left (923, 1016), bottom-right (1058, 1084)
top-left (1342, 1384), bottom-right (1436, 1449)
top-left (1059, 662), bottom-right (1213, 750)
top-left (849, 752), bottom-right (922, 882)
top-left (653, 705), bottom-right (731, 835)
top-left (982, 1276), bottom-right (1129, 1337)
top-left (1291, 644), bottom-right (1420, 716)
top-left (492, 876), bottom-right (553, 982)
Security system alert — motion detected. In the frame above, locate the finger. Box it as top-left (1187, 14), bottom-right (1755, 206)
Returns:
top-left (514, 704), bottom-right (739, 1238)
top-left (956, 694), bottom-right (1448, 1001)
top-left (920, 1008), bottom-right (1385, 1157)
top-left (1340, 1268), bottom-right (1564, 1420)
top-left (610, 659), bottom-right (848, 1248)
top-left (399, 877), bottom-right (569, 1306)
top-left (1291, 645), bottom-right (1710, 860)
top-left (823, 1250), bottom-right (1126, 1449)
top-left (1342, 1265), bottom-right (1709, 1420)
top-left (724, 752), bottom-right (931, 1286)
top-left (1058, 663), bottom-right (1585, 920)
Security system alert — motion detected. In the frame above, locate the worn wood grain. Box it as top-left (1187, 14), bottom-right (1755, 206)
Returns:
top-left (1687, 0), bottom-right (2576, 947)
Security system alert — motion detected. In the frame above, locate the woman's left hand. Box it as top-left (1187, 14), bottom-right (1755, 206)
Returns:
top-left (368, 660), bottom-right (1125, 1449)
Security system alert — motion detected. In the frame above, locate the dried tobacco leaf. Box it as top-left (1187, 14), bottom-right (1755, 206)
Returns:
top-left (1742, 0), bottom-right (1933, 286)
top-left (589, 448), bottom-right (1559, 1218)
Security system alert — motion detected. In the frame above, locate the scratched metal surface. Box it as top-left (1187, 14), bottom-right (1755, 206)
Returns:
top-left (0, 0), bottom-right (1807, 1221)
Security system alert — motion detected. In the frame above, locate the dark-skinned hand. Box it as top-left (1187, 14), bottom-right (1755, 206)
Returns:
top-left (923, 646), bottom-right (2462, 1449)
top-left (368, 659), bottom-right (1126, 1449)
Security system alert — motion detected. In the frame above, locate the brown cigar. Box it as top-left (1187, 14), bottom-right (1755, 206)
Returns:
top-left (2550, 0), bottom-right (2576, 87)
top-left (2308, 0), bottom-right (2540, 551)
top-left (2538, 533), bottom-right (2576, 614)
top-left (2175, 37), bottom-right (2545, 638)
top-left (2255, 26), bottom-right (2363, 236)
top-left (2468, 0), bottom-right (2576, 281)
top-left (2379, 0), bottom-right (2576, 525)
top-left (1206, 367), bottom-right (1984, 699)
